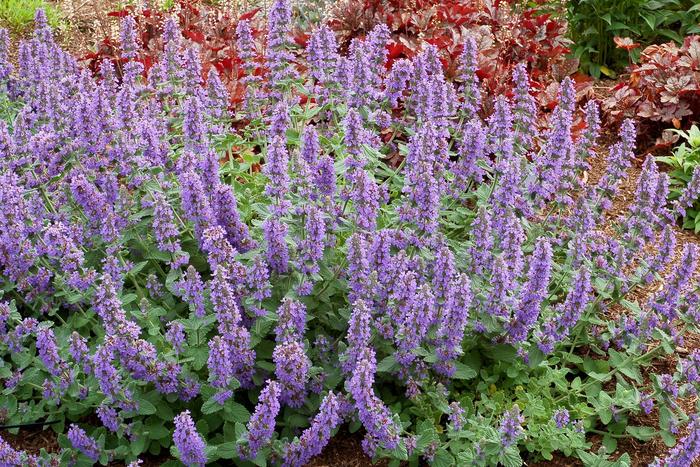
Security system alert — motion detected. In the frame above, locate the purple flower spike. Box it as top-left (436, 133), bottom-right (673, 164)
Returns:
top-left (178, 266), bottom-right (206, 318)
top-left (283, 392), bottom-right (347, 466)
top-left (120, 16), bottom-right (139, 60)
top-left (459, 36), bottom-right (481, 118)
top-left (273, 339), bottom-right (311, 408)
top-left (347, 348), bottom-right (400, 456)
top-left (243, 380), bottom-right (281, 459)
top-left (307, 25), bottom-right (339, 89)
top-left (36, 327), bottom-right (63, 376)
top-left (507, 238), bottom-right (553, 344)
top-left (499, 406), bottom-right (524, 448)
top-left (173, 410), bottom-right (207, 467)
top-left (553, 409), bottom-right (570, 429)
top-left (67, 424), bottom-right (101, 462)
top-left (512, 64), bottom-right (537, 153)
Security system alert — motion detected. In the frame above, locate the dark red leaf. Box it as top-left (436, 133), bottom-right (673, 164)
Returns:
top-left (183, 29), bottom-right (205, 44)
top-left (239, 7), bottom-right (261, 21)
top-left (107, 10), bottom-right (130, 18)
top-left (387, 42), bottom-right (406, 59)
top-left (293, 32), bottom-right (309, 48)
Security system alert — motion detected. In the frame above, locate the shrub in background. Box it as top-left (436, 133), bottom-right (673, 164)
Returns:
top-left (2, 4), bottom-right (700, 467)
top-left (567, 0), bottom-right (700, 78)
top-left (0, 0), bottom-right (63, 33)
top-left (603, 35), bottom-right (700, 134)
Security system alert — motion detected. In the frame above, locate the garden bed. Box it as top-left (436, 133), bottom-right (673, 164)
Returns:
top-left (3, 1), bottom-right (700, 466)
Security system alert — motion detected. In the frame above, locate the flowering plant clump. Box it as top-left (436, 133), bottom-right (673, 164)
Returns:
top-left (2, 4), bottom-right (700, 467)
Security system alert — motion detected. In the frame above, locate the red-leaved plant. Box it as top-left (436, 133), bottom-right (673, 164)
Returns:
top-left (603, 36), bottom-right (700, 134)
top-left (325, 0), bottom-right (591, 114)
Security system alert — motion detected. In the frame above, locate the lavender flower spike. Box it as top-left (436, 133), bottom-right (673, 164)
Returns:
top-left (283, 392), bottom-right (347, 466)
top-left (507, 238), bottom-right (553, 344)
top-left (459, 36), bottom-right (481, 118)
top-left (499, 406), bottom-right (524, 448)
top-left (173, 410), bottom-right (208, 467)
top-left (512, 63), bottom-right (537, 153)
top-left (347, 348), bottom-right (400, 456)
top-left (242, 380), bottom-right (282, 459)
top-left (67, 424), bottom-right (101, 461)
top-left (273, 339), bottom-right (311, 408)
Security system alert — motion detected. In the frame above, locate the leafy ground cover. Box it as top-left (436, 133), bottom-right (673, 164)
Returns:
top-left (657, 125), bottom-right (700, 233)
top-left (2, 2), bottom-right (700, 467)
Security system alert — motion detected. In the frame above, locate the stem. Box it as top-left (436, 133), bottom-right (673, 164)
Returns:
top-left (590, 429), bottom-right (637, 439)
top-left (379, 157), bottom-right (406, 189)
top-left (485, 174), bottom-right (500, 203)
top-left (315, 259), bottom-right (347, 299)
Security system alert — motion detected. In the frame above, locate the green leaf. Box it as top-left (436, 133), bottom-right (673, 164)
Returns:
top-left (588, 371), bottom-right (612, 382)
top-left (121, 293), bottom-right (138, 306)
top-left (377, 355), bottom-right (399, 373)
top-left (146, 417), bottom-right (171, 439)
top-left (500, 446), bottom-right (523, 467)
top-left (452, 361), bottom-right (477, 380)
top-left (626, 426), bottom-right (656, 441)
top-left (131, 433), bottom-right (147, 456)
top-left (138, 400), bottom-right (157, 416)
top-left (216, 443), bottom-right (238, 460)
top-left (661, 429), bottom-right (676, 447)
top-left (432, 448), bottom-right (455, 467)
top-left (485, 344), bottom-right (517, 362)
top-left (223, 401), bottom-right (250, 424)
top-left (615, 453), bottom-right (631, 467)
top-left (602, 434), bottom-right (617, 453)
top-left (128, 261), bottom-right (149, 276)
top-left (201, 398), bottom-right (224, 415)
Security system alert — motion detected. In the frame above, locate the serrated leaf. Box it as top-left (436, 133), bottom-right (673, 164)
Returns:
top-left (377, 355), bottom-right (399, 373)
top-left (453, 361), bottom-right (477, 380)
top-left (223, 401), bottom-right (250, 424)
top-left (201, 398), bottom-right (224, 415)
top-left (138, 400), bottom-right (157, 415)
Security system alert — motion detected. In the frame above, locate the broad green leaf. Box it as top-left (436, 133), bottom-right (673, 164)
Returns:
top-left (626, 426), bottom-right (656, 441)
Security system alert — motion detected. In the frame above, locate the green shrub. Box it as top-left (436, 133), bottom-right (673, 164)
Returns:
top-left (0, 0), bottom-right (63, 33)
top-left (567, 0), bottom-right (700, 78)
top-left (658, 125), bottom-right (700, 231)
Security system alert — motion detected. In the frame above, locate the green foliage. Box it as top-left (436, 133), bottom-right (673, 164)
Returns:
top-left (567, 0), bottom-right (700, 78)
top-left (658, 125), bottom-right (700, 231)
top-left (0, 0), bottom-right (63, 32)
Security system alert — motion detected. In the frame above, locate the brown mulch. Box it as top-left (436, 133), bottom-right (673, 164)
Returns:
top-left (53, 0), bottom-right (120, 58)
top-left (1, 427), bottom-right (60, 456)
top-left (306, 430), bottom-right (390, 467)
